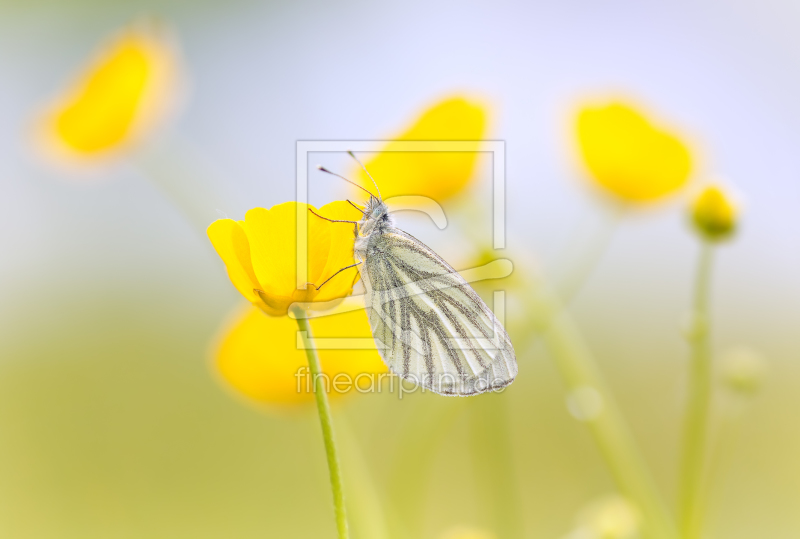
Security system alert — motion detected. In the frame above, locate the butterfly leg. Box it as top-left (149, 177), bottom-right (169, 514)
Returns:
top-left (306, 262), bottom-right (363, 291)
top-left (308, 208), bottom-right (358, 224)
top-left (346, 199), bottom-right (365, 213)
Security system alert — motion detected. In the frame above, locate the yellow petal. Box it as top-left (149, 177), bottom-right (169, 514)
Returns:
top-left (232, 201), bottom-right (361, 316)
top-left (243, 205), bottom-right (298, 299)
top-left (354, 96), bottom-right (488, 202)
top-left (207, 219), bottom-right (261, 302)
top-left (36, 21), bottom-right (179, 162)
top-left (575, 100), bottom-right (693, 203)
top-left (314, 200), bottom-right (363, 303)
top-left (307, 208), bottom-right (335, 285)
top-left (213, 303), bottom-right (387, 408)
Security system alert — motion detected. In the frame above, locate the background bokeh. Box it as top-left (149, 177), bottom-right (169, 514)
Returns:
top-left (1, 1), bottom-right (799, 538)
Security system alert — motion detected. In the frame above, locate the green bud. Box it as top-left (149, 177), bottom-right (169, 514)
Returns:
top-left (720, 347), bottom-right (765, 396)
top-left (690, 185), bottom-right (739, 241)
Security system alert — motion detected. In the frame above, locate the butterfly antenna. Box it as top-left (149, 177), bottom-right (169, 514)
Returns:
top-left (317, 165), bottom-right (376, 199)
top-left (347, 150), bottom-right (382, 201)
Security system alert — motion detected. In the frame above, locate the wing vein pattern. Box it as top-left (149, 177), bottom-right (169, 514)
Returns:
top-left (358, 227), bottom-right (517, 396)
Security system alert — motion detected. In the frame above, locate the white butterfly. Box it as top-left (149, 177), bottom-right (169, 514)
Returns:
top-left (310, 153), bottom-right (517, 396)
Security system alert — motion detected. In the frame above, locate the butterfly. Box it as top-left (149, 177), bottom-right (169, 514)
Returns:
top-left (309, 152), bottom-right (517, 396)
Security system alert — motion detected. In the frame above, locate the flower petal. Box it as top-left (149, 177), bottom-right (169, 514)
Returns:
top-left (207, 219), bottom-right (261, 302)
top-left (313, 200), bottom-right (363, 302)
top-left (239, 201), bottom-right (360, 314)
top-left (353, 96), bottom-right (488, 202)
top-left (36, 21), bottom-right (180, 162)
top-left (242, 204), bottom-right (298, 298)
top-left (576, 100), bottom-right (693, 203)
top-left (213, 303), bottom-right (387, 408)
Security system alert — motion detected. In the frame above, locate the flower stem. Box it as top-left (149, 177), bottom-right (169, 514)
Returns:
top-left (133, 136), bottom-right (238, 235)
top-left (516, 222), bottom-right (675, 537)
top-left (556, 205), bottom-right (621, 305)
top-left (539, 295), bottom-right (677, 539)
top-left (679, 242), bottom-right (715, 539)
top-left (293, 307), bottom-right (349, 539)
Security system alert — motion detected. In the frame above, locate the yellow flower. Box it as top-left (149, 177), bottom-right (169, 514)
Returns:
top-left (208, 201), bottom-right (361, 316)
top-left (354, 96), bottom-right (488, 201)
top-left (36, 21), bottom-right (180, 162)
top-left (575, 100), bottom-right (693, 203)
top-left (214, 303), bottom-right (387, 407)
top-left (690, 184), bottom-right (738, 241)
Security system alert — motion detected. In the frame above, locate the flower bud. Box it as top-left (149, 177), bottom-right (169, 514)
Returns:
top-left (690, 185), bottom-right (739, 241)
top-left (566, 495), bottom-right (640, 539)
top-left (720, 347), bottom-right (765, 397)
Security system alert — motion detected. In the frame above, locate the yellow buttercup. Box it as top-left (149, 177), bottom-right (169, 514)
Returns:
top-left (36, 21), bottom-right (180, 163)
top-left (354, 96), bottom-right (488, 201)
top-left (576, 100), bottom-right (693, 203)
top-left (213, 303), bottom-right (386, 407)
top-left (207, 201), bottom-right (361, 317)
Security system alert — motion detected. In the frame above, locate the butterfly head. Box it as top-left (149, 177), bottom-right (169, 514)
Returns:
top-left (356, 196), bottom-right (392, 244)
top-left (364, 196), bottom-right (389, 221)
top-left (370, 198), bottom-right (386, 217)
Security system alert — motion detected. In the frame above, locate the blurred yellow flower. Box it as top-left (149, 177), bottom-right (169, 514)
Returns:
top-left (354, 96), bottom-right (488, 201)
top-left (576, 100), bottom-right (693, 203)
top-left (690, 184), bottom-right (738, 241)
top-left (208, 201), bottom-right (361, 316)
top-left (36, 21), bottom-right (180, 162)
top-left (214, 303), bottom-right (387, 407)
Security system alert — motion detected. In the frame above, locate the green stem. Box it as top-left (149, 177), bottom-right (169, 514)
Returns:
top-left (514, 219), bottom-right (677, 537)
top-left (520, 211), bottom-right (619, 355)
top-left (556, 206), bottom-right (621, 306)
top-left (540, 296), bottom-right (677, 539)
top-left (293, 307), bottom-right (349, 539)
top-left (693, 401), bottom-right (736, 533)
top-left (679, 242), bottom-right (715, 539)
top-left (133, 136), bottom-right (238, 235)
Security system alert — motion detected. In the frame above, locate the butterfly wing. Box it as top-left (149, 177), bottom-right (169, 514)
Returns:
top-left (358, 228), bottom-right (517, 396)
